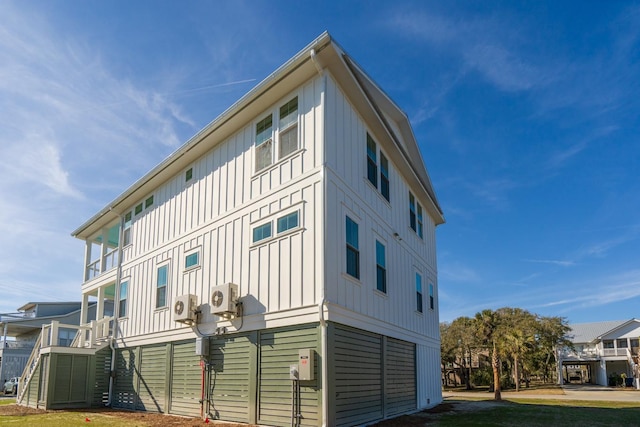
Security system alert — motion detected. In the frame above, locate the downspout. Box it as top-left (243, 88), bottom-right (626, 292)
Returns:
top-left (106, 210), bottom-right (125, 407)
top-left (311, 48), bottom-right (329, 427)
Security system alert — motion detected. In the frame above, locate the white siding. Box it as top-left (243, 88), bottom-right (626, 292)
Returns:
top-left (115, 76), bottom-right (324, 340)
top-left (324, 75), bottom-right (440, 339)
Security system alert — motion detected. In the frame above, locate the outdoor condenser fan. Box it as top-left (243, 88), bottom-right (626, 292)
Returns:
top-left (174, 300), bottom-right (184, 315)
top-left (211, 290), bottom-right (224, 308)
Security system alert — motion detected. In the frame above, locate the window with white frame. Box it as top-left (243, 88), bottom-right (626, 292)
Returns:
top-left (119, 281), bottom-right (128, 318)
top-left (156, 264), bottom-right (168, 308)
top-left (366, 133), bottom-right (377, 187)
top-left (380, 152), bottom-right (390, 202)
top-left (345, 216), bottom-right (360, 279)
top-left (277, 211), bottom-right (299, 233)
top-left (409, 192), bottom-right (424, 238)
top-left (185, 251), bottom-right (200, 270)
top-left (255, 96), bottom-right (299, 172)
top-left (376, 240), bottom-right (386, 293)
top-left (123, 211), bottom-right (132, 246)
top-left (416, 272), bottom-right (423, 313)
top-left (429, 283), bottom-right (435, 310)
top-left (253, 222), bottom-right (272, 243)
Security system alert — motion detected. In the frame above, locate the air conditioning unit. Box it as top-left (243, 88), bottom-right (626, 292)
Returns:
top-left (174, 294), bottom-right (197, 323)
top-left (210, 283), bottom-right (239, 317)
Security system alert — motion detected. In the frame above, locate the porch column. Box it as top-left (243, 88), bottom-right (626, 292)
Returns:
top-left (556, 348), bottom-right (563, 385)
top-left (50, 320), bottom-right (59, 347)
top-left (100, 227), bottom-right (109, 273)
top-left (96, 287), bottom-right (105, 320)
top-left (80, 293), bottom-right (89, 325)
top-left (83, 240), bottom-right (92, 281)
top-left (2, 322), bottom-right (7, 347)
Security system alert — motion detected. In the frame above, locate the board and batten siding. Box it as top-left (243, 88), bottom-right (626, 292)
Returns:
top-left (120, 76), bottom-right (323, 264)
top-left (116, 176), bottom-right (321, 339)
top-left (136, 344), bottom-right (167, 412)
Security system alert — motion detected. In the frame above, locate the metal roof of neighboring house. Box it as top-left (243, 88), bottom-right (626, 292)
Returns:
top-left (568, 320), bottom-right (627, 344)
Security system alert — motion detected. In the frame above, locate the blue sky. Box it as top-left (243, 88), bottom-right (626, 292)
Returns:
top-left (1, 1), bottom-right (639, 325)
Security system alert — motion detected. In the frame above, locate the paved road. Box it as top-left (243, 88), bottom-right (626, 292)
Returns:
top-left (443, 385), bottom-right (640, 402)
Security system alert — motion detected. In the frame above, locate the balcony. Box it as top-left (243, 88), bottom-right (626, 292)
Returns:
top-left (560, 347), bottom-right (633, 360)
top-left (84, 223), bottom-right (121, 282)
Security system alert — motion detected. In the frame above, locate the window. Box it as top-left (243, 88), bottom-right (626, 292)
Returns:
top-left (409, 192), bottom-right (424, 238)
top-left (603, 340), bottom-right (614, 349)
top-left (380, 152), bottom-right (390, 202)
top-left (376, 240), bottom-right (386, 293)
top-left (255, 97), bottom-right (299, 172)
top-left (416, 273), bottom-right (423, 313)
top-left (279, 97), bottom-right (298, 158)
top-left (156, 264), bottom-right (168, 308)
top-left (345, 217), bottom-right (360, 279)
top-left (145, 195), bottom-right (154, 209)
top-left (255, 114), bottom-right (273, 171)
top-left (58, 328), bottom-right (76, 347)
top-left (135, 203), bottom-right (143, 215)
top-left (277, 211), bottom-right (299, 233)
top-left (253, 222), bottom-right (272, 243)
top-left (631, 339), bottom-right (639, 348)
top-left (185, 252), bottom-right (199, 269)
top-left (366, 133), bottom-right (377, 187)
top-left (429, 283), bottom-right (435, 310)
top-left (617, 339), bottom-right (628, 348)
top-left (119, 281), bottom-right (128, 318)
top-left (185, 167), bottom-right (193, 182)
top-left (123, 211), bottom-right (132, 246)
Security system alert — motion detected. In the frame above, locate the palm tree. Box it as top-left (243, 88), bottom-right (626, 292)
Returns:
top-left (475, 309), bottom-right (501, 401)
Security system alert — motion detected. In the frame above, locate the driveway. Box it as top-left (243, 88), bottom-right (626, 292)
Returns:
top-left (444, 384), bottom-right (640, 402)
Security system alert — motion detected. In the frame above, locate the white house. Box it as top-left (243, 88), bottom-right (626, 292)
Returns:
top-left (17, 32), bottom-right (444, 426)
top-left (559, 319), bottom-right (640, 387)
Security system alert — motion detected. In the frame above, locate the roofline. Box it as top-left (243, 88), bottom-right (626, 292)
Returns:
top-left (596, 318), bottom-right (640, 340)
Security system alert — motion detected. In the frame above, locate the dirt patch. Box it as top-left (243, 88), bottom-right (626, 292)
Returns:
top-left (0, 400), bottom-right (498, 426)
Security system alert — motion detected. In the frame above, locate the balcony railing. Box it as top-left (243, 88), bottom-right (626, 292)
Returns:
top-left (41, 317), bottom-right (113, 349)
top-left (560, 347), bottom-right (633, 359)
top-left (85, 248), bottom-right (119, 281)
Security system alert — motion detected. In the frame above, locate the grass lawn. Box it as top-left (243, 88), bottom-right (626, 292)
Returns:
top-left (433, 399), bottom-right (640, 427)
top-left (0, 399), bottom-right (15, 406)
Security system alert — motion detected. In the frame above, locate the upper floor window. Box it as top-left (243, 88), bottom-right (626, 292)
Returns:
top-left (416, 273), bottom-right (423, 313)
top-left (409, 192), bottom-right (424, 238)
top-left (255, 96), bottom-right (299, 172)
top-left (145, 195), bottom-right (154, 209)
top-left (123, 212), bottom-right (132, 246)
top-left (277, 211), bottom-right (299, 233)
top-left (119, 281), bottom-right (128, 318)
top-left (617, 339), bottom-right (628, 348)
top-left (375, 240), bottom-right (386, 293)
top-left (156, 264), bottom-right (168, 308)
top-left (366, 133), bottom-right (377, 187)
top-left (185, 251), bottom-right (200, 270)
top-left (253, 222), bottom-right (272, 243)
top-left (185, 167), bottom-right (193, 182)
top-left (603, 340), bottom-right (614, 349)
top-left (345, 216), bottom-right (360, 279)
top-left (429, 283), bottom-right (435, 310)
top-left (380, 153), bottom-right (390, 202)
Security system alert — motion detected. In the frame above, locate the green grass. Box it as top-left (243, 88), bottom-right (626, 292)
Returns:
top-left (435, 399), bottom-right (640, 426)
top-left (0, 399), bottom-right (15, 406)
top-left (0, 411), bottom-right (151, 426)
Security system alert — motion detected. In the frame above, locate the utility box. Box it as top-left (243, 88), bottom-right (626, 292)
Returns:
top-left (195, 337), bottom-right (209, 356)
top-left (298, 349), bottom-right (314, 381)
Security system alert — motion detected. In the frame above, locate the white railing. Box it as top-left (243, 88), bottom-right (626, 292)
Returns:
top-left (17, 333), bottom-right (42, 405)
top-left (41, 317), bottom-right (113, 349)
top-left (561, 347), bottom-right (633, 359)
top-left (85, 248), bottom-right (118, 281)
top-left (603, 348), bottom-right (629, 357)
top-left (87, 259), bottom-right (101, 279)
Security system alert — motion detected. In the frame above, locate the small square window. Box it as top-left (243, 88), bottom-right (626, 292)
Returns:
top-left (135, 203), bottom-right (143, 215)
top-left (185, 168), bottom-right (193, 182)
top-left (253, 222), bottom-right (272, 243)
top-left (277, 211), bottom-right (299, 233)
top-left (185, 252), bottom-right (199, 269)
top-left (145, 195), bottom-right (154, 209)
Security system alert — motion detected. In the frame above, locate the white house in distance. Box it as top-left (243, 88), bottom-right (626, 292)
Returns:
top-left (17, 32), bottom-right (444, 426)
top-left (559, 319), bottom-right (640, 386)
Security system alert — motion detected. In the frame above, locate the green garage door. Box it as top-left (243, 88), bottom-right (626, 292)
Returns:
top-left (384, 337), bottom-right (416, 416)
top-left (169, 340), bottom-right (201, 416)
top-left (136, 344), bottom-right (167, 412)
top-left (208, 333), bottom-right (253, 423)
top-left (258, 325), bottom-right (319, 427)
top-left (333, 324), bottom-right (383, 427)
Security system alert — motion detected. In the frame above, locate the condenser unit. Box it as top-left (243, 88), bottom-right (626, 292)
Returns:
top-left (174, 294), bottom-right (197, 323)
top-left (210, 283), bottom-right (239, 317)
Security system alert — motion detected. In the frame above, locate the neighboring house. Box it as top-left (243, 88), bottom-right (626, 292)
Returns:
top-left (0, 301), bottom-right (110, 383)
top-left (558, 319), bottom-right (640, 386)
top-left (18, 32), bottom-right (444, 426)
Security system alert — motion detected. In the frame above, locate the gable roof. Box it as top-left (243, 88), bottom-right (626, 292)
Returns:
top-left (72, 31), bottom-right (444, 239)
top-left (568, 320), bottom-right (628, 343)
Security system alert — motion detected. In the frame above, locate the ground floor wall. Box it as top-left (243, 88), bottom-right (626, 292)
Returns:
top-left (109, 321), bottom-right (434, 426)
